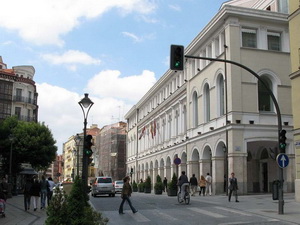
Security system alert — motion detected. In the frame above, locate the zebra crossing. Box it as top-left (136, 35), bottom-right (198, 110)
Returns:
top-left (102, 206), bottom-right (283, 225)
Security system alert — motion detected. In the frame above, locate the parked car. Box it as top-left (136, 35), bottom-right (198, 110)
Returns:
top-left (53, 182), bottom-right (73, 196)
top-left (91, 176), bottom-right (115, 197)
top-left (114, 180), bottom-right (124, 193)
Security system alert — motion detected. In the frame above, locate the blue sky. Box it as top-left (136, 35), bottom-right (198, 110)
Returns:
top-left (0, 0), bottom-right (226, 153)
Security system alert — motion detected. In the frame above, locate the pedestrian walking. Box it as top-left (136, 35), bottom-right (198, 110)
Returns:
top-left (119, 176), bottom-right (138, 214)
top-left (228, 172), bottom-right (239, 202)
top-left (199, 175), bottom-right (206, 196)
top-left (23, 178), bottom-right (32, 211)
top-left (40, 175), bottom-right (49, 209)
top-left (205, 173), bottom-right (212, 196)
top-left (189, 174), bottom-right (198, 196)
top-left (47, 177), bottom-right (55, 205)
top-left (0, 177), bottom-right (9, 199)
top-left (163, 177), bottom-right (168, 192)
top-left (30, 177), bottom-right (41, 211)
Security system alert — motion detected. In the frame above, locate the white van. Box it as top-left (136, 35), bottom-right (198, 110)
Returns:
top-left (91, 176), bottom-right (115, 197)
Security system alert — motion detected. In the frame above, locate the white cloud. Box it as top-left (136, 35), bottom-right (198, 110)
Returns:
top-left (122, 31), bottom-right (156, 42)
top-left (87, 70), bottom-right (156, 102)
top-left (122, 32), bottom-right (142, 42)
top-left (0, 0), bottom-right (156, 46)
top-left (169, 4), bottom-right (181, 11)
top-left (40, 50), bottom-right (101, 71)
top-left (37, 82), bottom-right (133, 154)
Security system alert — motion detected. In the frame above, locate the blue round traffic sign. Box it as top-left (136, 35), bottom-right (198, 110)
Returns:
top-left (174, 157), bottom-right (181, 165)
top-left (276, 153), bottom-right (289, 168)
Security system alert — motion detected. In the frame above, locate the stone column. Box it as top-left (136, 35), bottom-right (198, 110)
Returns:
top-left (212, 156), bottom-right (225, 194)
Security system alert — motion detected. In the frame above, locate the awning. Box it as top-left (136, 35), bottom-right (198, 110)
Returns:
top-left (19, 168), bottom-right (38, 175)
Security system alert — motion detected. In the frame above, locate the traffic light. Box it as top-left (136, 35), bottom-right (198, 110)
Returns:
top-left (279, 130), bottom-right (287, 152)
top-left (170, 45), bottom-right (184, 71)
top-left (84, 135), bottom-right (93, 157)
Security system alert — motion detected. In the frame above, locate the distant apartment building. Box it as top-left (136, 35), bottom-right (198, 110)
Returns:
top-left (62, 124), bottom-right (100, 182)
top-left (45, 154), bottom-right (63, 183)
top-left (95, 122), bottom-right (127, 181)
top-left (0, 56), bottom-right (38, 122)
top-left (125, 0), bottom-right (293, 194)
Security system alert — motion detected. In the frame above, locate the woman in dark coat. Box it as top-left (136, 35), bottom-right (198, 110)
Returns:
top-left (118, 176), bottom-right (138, 214)
top-left (30, 178), bottom-right (41, 211)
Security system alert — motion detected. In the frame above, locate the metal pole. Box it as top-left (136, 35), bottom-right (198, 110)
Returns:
top-left (77, 142), bottom-right (80, 177)
top-left (185, 55), bottom-right (284, 214)
top-left (9, 141), bottom-right (13, 184)
top-left (82, 118), bottom-right (88, 187)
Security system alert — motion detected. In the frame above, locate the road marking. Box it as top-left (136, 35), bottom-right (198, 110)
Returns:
top-left (128, 211), bottom-right (150, 222)
top-left (153, 209), bottom-right (178, 221)
top-left (214, 206), bottom-right (252, 216)
top-left (219, 222), bottom-right (251, 225)
top-left (188, 207), bottom-right (226, 218)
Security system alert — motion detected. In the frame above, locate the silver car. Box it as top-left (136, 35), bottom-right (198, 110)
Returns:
top-left (91, 177), bottom-right (115, 197)
top-left (114, 180), bottom-right (124, 193)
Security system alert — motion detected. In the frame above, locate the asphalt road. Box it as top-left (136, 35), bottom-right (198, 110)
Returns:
top-left (89, 192), bottom-right (298, 225)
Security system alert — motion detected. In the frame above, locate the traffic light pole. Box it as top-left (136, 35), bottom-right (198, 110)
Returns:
top-left (82, 118), bottom-right (88, 188)
top-left (184, 55), bottom-right (284, 214)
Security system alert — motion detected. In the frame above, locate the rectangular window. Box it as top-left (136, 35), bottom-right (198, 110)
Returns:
top-left (15, 107), bottom-right (21, 119)
top-left (16, 88), bottom-right (22, 101)
top-left (242, 28), bottom-right (257, 48)
top-left (267, 31), bottom-right (281, 51)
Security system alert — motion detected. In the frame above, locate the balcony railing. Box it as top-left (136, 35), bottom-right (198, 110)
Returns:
top-left (13, 95), bottom-right (37, 105)
top-left (15, 115), bottom-right (37, 122)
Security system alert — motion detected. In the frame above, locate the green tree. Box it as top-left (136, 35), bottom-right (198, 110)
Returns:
top-left (46, 185), bottom-right (69, 225)
top-left (46, 176), bottom-right (108, 225)
top-left (0, 116), bottom-right (57, 174)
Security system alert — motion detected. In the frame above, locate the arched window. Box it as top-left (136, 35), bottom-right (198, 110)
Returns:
top-left (218, 75), bottom-right (225, 116)
top-left (258, 76), bottom-right (273, 112)
top-left (192, 92), bottom-right (198, 128)
top-left (204, 83), bottom-right (210, 122)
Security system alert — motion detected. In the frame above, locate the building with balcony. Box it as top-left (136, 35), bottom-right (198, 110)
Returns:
top-left (125, 0), bottom-right (293, 194)
top-left (62, 124), bottom-right (100, 182)
top-left (0, 56), bottom-right (38, 122)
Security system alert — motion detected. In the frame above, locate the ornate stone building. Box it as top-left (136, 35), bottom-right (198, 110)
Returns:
top-left (0, 56), bottom-right (38, 122)
top-left (125, 0), bottom-right (294, 194)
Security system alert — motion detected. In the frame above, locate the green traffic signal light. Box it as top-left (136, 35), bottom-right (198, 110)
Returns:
top-left (279, 129), bottom-right (287, 152)
top-left (170, 45), bottom-right (184, 71)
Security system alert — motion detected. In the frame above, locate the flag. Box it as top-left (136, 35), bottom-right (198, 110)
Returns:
top-left (139, 127), bottom-right (145, 140)
top-left (153, 120), bottom-right (156, 137)
top-left (150, 122), bottom-right (154, 139)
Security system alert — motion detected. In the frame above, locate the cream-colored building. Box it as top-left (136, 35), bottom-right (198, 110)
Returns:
top-left (125, 0), bottom-right (294, 194)
top-left (289, 0), bottom-right (300, 202)
top-left (62, 135), bottom-right (80, 181)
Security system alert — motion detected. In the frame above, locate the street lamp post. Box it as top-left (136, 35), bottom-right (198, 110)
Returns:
top-left (78, 93), bottom-right (94, 189)
top-left (8, 134), bottom-right (14, 197)
top-left (74, 134), bottom-right (82, 177)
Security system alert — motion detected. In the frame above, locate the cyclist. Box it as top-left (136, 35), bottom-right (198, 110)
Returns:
top-left (178, 171), bottom-right (189, 203)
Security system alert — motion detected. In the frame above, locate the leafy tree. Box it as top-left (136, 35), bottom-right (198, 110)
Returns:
top-left (46, 177), bottom-right (108, 225)
top-left (0, 116), bottom-right (57, 175)
top-left (46, 185), bottom-right (69, 225)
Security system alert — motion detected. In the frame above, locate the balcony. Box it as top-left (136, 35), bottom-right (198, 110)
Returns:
top-left (13, 95), bottom-right (37, 105)
top-left (15, 115), bottom-right (37, 122)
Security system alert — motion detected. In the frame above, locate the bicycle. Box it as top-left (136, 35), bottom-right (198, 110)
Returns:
top-left (177, 184), bottom-right (190, 205)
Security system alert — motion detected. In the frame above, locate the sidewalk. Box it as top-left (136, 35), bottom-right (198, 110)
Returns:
top-left (190, 192), bottom-right (300, 225)
top-left (1, 195), bottom-right (47, 225)
top-left (1, 193), bottom-right (300, 225)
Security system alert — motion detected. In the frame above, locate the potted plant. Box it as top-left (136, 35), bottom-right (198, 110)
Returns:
top-left (154, 175), bottom-right (164, 195)
top-left (167, 173), bottom-right (178, 196)
top-left (138, 182), bottom-right (144, 192)
top-left (132, 180), bottom-right (138, 192)
top-left (144, 176), bottom-right (151, 193)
